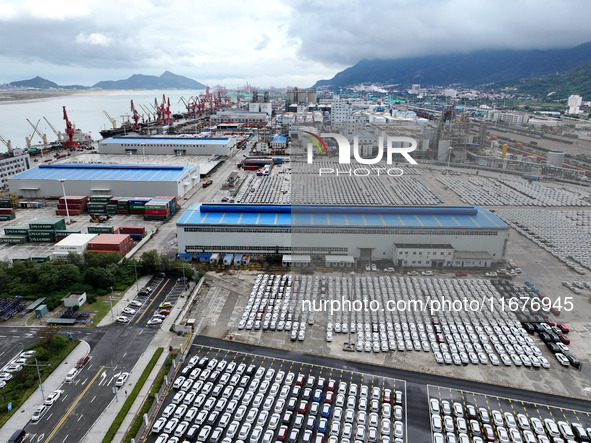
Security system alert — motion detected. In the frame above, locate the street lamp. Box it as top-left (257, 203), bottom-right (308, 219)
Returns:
top-left (447, 147), bottom-right (453, 172)
top-left (23, 356), bottom-right (51, 401)
top-left (59, 178), bottom-right (70, 224)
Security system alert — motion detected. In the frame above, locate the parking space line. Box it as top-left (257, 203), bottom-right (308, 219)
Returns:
top-left (135, 278), bottom-right (171, 324)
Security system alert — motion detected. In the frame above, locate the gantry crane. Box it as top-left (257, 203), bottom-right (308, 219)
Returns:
top-left (63, 106), bottom-right (79, 150)
top-left (43, 117), bottom-right (63, 143)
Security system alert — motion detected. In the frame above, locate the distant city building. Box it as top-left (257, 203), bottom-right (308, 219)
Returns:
top-left (286, 88), bottom-right (317, 105)
top-left (567, 95), bottom-right (583, 114)
top-left (486, 110), bottom-right (530, 126)
top-left (210, 109), bottom-right (270, 124)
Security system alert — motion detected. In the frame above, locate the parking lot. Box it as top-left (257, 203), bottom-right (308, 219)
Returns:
top-left (428, 385), bottom-right (591, 442)
top-left (146, 344), bottom-right (407, 443)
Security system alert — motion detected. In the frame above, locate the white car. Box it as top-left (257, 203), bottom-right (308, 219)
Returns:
top-left (130, 300), bottom-right (143, 308)
top-left (32, 405), bottom-right (48, 422)
top-left (45, 389), bottom-right (64, 406)
top-left (122, 307), bottom-right (137, 315)
top-left (116, 316), bottom-right (130, 323)
top-left (484, 272), bottom-right (497, 277)
top-left (4, 364), bottom-right (22, 373)
top-left (115, 372), bottom-right (130, 387)
top-left (20, 350), bottom-right (37, 359)
top-left (147, 317), bottom-right (163, 326)
top-left (421, 270), bottom-right (433, 276)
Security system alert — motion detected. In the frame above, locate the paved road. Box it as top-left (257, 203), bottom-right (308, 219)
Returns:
top-left (19, 276), bottom-right (180, 443)
top-left (0, 327), bottom-right (42, 370)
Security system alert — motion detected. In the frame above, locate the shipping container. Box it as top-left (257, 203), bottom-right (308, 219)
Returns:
top-left (0, 214), bottom-right (16, 221)
top-left (29, 218), bottom-right (66, 231)
top-left (88, 226), bottom-right (115, 234)
top-left (0, 235), bottom-right (27, 244)
top-left (119, 226), bottom-right (146, 235)
top-left (12, 257), bottom-right (31, 263)
top-left (0, 208), bottom-right (15, 214)
top-left (4, 225), bottom-right (29, 236)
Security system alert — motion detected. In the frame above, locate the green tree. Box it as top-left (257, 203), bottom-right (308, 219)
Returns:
top-left (84, 267), bottom-right (116, 289)
top-left (36, 326), bottom-right (60, 345)
top-left (139, 250), bottom-right (159, 274)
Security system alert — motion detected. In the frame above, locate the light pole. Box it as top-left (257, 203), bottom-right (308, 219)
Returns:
top-left (128, 263), bottom-right (141, 293)
top-left (446, 147), bottom-right (453, 172)
top-left (110, 286), bottom-right (115, 319)
top-left (59, 178), bottom-right (70, 224)
top-left (343, 277), bottom-right (355, 352)
top-left (23, 356), bottom-right (51, 401)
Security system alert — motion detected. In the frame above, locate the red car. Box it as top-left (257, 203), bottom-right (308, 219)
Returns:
top-left (298, 400), bottom-right (308, 414)
top-left (277, 425), bottom-right (288, 441)
top-left (455, 271), bottom-right (468, 277)
top-left (558, 334), bottom-right (570, 345)
top-left (550, 307), bottom-right (561, 316)
top-left (296, 374), bottom-right (306, 386)
top-left (202, 179), bottom-right (213, 188)
top-left (158, 310), bottom-right (171, 316)
top-left (76, 355), bottom-right (90, 369)
top-left (383, 389), bottom-right (392, 403)
top-left (324, 391), bottom-right (334, 404)
top-left (327, 379), bottom-right (336, 391)
top-left (545, 318), bottom-right (555, 327)
top-left (557, 323), bottom-right (569, 333)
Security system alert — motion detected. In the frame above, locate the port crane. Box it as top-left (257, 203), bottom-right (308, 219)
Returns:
top-left (0, 133), bottom-right (13, 151)
top-left (62, 106), bottom-right (79, 150)
top-left (103, 110), bottom-right (118, 129)
top-left (130, 100), bottom-right (141, 132)
top-left (43, 117), bottom-right (64, 143)
top-left (27, 119), bottom-right (48, 146)
top-left (25, 119), bottom-right (41, 149)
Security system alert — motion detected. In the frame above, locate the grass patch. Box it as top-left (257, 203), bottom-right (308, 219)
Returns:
top-left (0, 337), bottom-right (80, 427)
top-left (123, 352), bottom-right (177, 443)
top-left (86, 296), bottom-right (121, 327)
top-left (101, 348), bottom-right (164, 443)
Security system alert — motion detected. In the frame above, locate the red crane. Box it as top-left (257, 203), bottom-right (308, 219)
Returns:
top-left (130, 100), bottom-right (141, 132)
top-left (62, 106), bottom-right (79, 150)
top-left (164, 97), bottom-right (173, 124)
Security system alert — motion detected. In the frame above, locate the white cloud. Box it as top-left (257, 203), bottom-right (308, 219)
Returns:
top-left (75, 32), bottom-right (111, 46)
top-left (0, 0), bottom-right (590, 87)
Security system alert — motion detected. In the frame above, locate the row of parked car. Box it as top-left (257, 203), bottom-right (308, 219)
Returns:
top-left (116, 284), bottom-right (173, 326)
top-left (0, 349), bottom-right (36, 389)
top-left (151, 355), bottom-right (404, 443)
top-left (431, 397), bottom-right (591, 442)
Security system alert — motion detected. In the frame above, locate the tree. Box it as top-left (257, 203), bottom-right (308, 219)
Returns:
top-left (36, 326), bottom-right (60, 344)
top-left (139, 250), bottom-right (159, 274)
top-left (84, 267), bottom-right (116, 289)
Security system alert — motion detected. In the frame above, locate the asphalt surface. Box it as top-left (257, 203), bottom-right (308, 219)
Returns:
top-left (0, 327), bottom-right (41, 370)
top-left (17, 275), bottom-right (181, 443)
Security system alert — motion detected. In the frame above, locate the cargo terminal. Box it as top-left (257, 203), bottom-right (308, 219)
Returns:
top-left (176, 203), bottom-right (509, 267)
top-left (97, 136), bottom-right (236, 156)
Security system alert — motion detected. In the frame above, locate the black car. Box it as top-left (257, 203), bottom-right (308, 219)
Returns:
top-left (539, 332), bottom-right (551, 342)
top-left (522, 323), bottom-right (535, 334)
top-left (563, 352), bottom-right (581, 369)
top-left (546, 342), bottom-right (561, 354)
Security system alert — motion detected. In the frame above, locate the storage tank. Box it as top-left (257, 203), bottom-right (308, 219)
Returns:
top-left (546, 151), bottom-right (565, 167)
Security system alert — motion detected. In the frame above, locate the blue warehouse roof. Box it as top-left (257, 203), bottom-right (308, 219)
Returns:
top-left (11, 164), bottom-right (196, 182)
top-left (177, 203), bottom-right (508, 229)
top-left (101, 136), bottom-right (231, 145)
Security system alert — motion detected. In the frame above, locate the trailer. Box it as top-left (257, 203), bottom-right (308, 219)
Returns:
top-left (223, 254), bottom-right (234, 266)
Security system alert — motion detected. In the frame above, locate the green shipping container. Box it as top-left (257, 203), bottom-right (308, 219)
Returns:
top-left (129, 205), bottom-right (147, 210)
top-left (0, 214), bottom-right (16, 221)
top-left (0, 235), bottom-right (28, 244)
top-left (29, 218), bottom-right (66, 231)
top-left (4, 225), bottom-right (29, 235)
top-left (88, 226), bottom-right (115, 234)
top-left (12, 257), bottom-right (31, 263)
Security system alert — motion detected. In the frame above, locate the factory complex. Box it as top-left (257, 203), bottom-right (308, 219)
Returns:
top-left (176, 203), bottom-right (509, 268)
top-left (98, 136), bottom-right (236, 156)
top-left (8, 163), bottom-right (200, 199)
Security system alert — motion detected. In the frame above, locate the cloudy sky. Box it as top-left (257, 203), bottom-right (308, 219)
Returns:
top-left (1, 0), bottom-right (591, 88)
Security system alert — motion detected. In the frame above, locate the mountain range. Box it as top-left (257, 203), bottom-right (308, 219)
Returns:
top-left (314, 42), bottom-right (591, 90)
top-left (4, 71), bottom-right (206, 90)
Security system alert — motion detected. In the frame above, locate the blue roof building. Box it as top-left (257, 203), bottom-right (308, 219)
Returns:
top-left (9, 163), bottom-right (200, 199)
top-left (98, 136), bottom-right (235, 156)
top-left (177, 203), bottom-right (509, 267)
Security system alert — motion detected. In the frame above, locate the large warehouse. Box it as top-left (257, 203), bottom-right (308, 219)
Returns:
top-left (177, 203), bottom-right (509, 267)
top-left (98, 136), bottom-right (235, 156)
top-left (9, 163), bottom-right (200, 199)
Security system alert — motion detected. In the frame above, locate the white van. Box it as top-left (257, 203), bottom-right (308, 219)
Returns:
top-left (65, 368), bottom-right (78, 383)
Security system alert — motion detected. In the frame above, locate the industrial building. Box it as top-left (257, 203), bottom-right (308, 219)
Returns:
top-left (0, 149), bottom-right (31, 190)
top-left (177, 203), bottom-right (509, 267)
top-left (209, 110), bottom-right (270, 125)
top-left (98, 136), bottom-right (235, 156)
top-left (9, 163), bottom-right (200, 199)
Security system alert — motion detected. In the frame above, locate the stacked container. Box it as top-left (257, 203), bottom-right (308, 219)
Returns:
top-left (56, 196), bottom-right (88, 216)
top-left (28, 218), bottom-right (66, 243)
top-left (129, 197), bottom-right (151, 215)
top-left (87, 195), bottom-right (113, 215)
top-left (119, 226), bottom-right (146, 242)
top-left (116, 198), bottom-right (130, 215)
top-left (0, 197), bottom-right (13, 208)
top-left (54, 230), bottom-right (82, 242)
top-left (1, 225), bottom-right (29, 244)
top-left (0, 208), bottom-right (16, 221)
top-left (87, 234), bottom-right (134, 256)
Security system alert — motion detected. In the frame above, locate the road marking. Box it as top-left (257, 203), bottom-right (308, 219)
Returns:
top-left (44, 366), bottom-right (104, 443)
top-left (37, 434), bottom-right (44, 442)
top-left (47, 413), bottom-right (53, 420)
top-left (61, 435), bottom-right (68, 443)
top-left (77, 414), bottom-right (84, 422)
top-left (136, 278), bottom-right (171, 324)
top-left (81, 378), bottom-right (88, 386)
top-left (90, 395), bottom-right (96, 403)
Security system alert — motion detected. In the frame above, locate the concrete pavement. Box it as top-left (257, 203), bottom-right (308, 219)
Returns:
top-left (97, 275), bottom-right (155, 328)
top-left (2, 340), bottom-right (91, 438)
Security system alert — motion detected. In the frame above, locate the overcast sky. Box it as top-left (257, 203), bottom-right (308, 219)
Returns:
top-left (1, 0), bottom-right (591, 88)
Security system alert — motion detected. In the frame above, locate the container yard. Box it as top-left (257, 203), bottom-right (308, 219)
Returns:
top-left (86, 233), bottom-right (134, 256)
